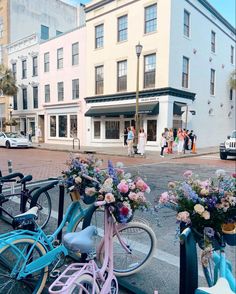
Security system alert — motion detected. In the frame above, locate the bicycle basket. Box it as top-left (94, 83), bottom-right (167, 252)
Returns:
top-left (112, 202), bottom-right (133, 224)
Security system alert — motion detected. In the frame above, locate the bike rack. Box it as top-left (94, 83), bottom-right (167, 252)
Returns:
top-left (72, 138), bottom-right (80, 150)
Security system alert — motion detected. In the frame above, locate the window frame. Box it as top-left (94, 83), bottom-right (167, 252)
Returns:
top-left (13, 94), bottom-right (17, 110)
top-left (12, 63), bottom-right (17, 80)
top-left (22, 88), bottom-right (27, 110)
top-left (57, 48), bottom-right (63, 69)
top-left (211, 31), bottom-right (216, 53)
top-left (117, 15), bottom-right (128, 42)
top-left (22, 60), bottom-right (27, 79)
top-left (184, 10), bottom-right (190, 37)
top-left (182, 56), bottom-right (189, 88)
top-left (33, 86), bottom-right (38, 109)
top-left (210, 69), bottom-right (215, 96)
top-left (41, 25), bottom-right (49, 40)
top-left (95, 65), bottom-right (104, 95)
top-left (144, 4), bottom-right (157, 34)
top-left (105, 121), bottom-right (120, 139)
top-left (93, 121), bottom-right (101, 139)
top-left (72, 79), bottom-right (79, 99)
top-left (72, 42), bottom-right (79, 65)
top-left (45, 84), bottom-right (50, 103)
top-left (144, 54), bottom-right (156, 89)
top-left (44, 52), bottom-right (50, 72)
top-left (231, 46), bottom-right (234, 64)
top-left (57, 82), bottom-right (64, 101)
top-left (95, 24), bottom-right (104, 49)
top-left (117, 60), bottom-right (127, 92)
top-left (32, 56), bottom-right (38, 76)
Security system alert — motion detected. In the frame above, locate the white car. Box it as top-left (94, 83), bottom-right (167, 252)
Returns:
top-left (0, 132), bottom-right (32, 148)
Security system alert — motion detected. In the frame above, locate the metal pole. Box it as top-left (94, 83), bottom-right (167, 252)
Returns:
top-left (185, 105), bottom-right (188, 130)
top-left (57, 184), bottom-right (65, 243)
top-left (135, 55), bottom-right (140, 147)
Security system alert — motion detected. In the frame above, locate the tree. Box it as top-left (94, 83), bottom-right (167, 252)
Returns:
top-left (229, 70), bottom-right (236, 90)
top-left (0, 64), bottom-right (18, 96)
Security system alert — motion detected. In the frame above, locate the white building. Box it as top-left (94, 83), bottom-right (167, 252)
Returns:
top-left (84, 0), bottom-right (235, 149)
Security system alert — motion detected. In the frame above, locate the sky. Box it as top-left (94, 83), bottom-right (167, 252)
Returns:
top-left (63, 0), bottom-right (236, 27)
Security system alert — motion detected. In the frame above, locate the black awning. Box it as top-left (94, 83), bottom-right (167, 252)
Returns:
top-left (173, 102), bottom-right (186, 115)
top-left (85, 103), bottom-right (159, 117)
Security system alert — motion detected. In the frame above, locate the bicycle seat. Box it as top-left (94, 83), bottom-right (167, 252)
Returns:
top-left (195, 277), bottom-right (234, 294)
top-left (12, 207), bottom-right (38, 230)
top-left (63, 225), bottom-right (97, 253)
top-left (17, 175), bottom-right (33, 184)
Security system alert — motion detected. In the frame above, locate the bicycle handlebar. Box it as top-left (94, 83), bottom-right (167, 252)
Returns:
top-left (0, 172), bottom-right (24, 182)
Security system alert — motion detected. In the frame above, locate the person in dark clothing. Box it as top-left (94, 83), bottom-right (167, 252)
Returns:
top-left (173, 128), bottom-right (177, 140)
top-left (189, 130), bottom-right (194, 150)
top-left (123, 128), bottom-right (128, 146)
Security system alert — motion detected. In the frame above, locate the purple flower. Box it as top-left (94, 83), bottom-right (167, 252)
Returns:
top-left (203, 227), bottom-right (215, 238)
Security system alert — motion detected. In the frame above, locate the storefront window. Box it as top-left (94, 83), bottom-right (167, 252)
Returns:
top-left (94, 121), bottom-right (101, 139)
top-left (50, 116), bottom-right (56, 137)
top-left (59, 115), bottom-right (67, 137)
top-left (105, 121), bottom-right (120, 139)
top-left (70, 115), bottom-right (77, 137)
top-left (147, 120), bottom-right (156, 141)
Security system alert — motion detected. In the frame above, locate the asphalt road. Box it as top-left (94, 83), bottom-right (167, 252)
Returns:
top-left (0, 151), bottom-right (235, 294)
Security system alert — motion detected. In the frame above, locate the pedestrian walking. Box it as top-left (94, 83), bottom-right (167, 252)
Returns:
top-left (177, 128), bottom-right (185, 155)
top-left (138, 128), bottom-right (147, 156)
top-left (127, 127), bottom-right (134, 157)
top-left (167, 128), bottom-right (174, 154)
top-left (123, 128), bottom-right (128, 146)
top-left (160, 132), bottom-right (166, 157)
top-left (36, 126), bottom-right (42, 145)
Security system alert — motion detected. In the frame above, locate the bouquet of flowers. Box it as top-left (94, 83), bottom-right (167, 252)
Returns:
top-left (62, 155), bottom-right (105, 204)
top-left (84, 160), bottom-right (150, 223)
top-left (159, 169), bottom-right (236, 247)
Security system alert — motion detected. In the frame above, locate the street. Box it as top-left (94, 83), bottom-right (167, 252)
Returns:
top-left (0, 148), bottom-right (235, 293)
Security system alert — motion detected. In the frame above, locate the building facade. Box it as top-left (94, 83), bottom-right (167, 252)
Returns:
top-left (84, 0), bottom-right (235, 148)
top-left (0, 0), bottom-right (78, 131)
top-left (39, 26), bottom-right (86, 145)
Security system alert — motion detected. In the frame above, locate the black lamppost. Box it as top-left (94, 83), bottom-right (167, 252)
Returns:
top-left (134, 42), bottom-right (143, 152)
top-left (8, 103), bottom-right (13, 132)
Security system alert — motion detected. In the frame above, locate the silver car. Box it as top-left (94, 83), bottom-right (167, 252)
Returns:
top-left (0, 132), bottom-right (32, 148)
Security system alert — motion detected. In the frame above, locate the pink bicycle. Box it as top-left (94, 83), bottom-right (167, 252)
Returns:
top-left (49, 200), bottom-right (126, 293)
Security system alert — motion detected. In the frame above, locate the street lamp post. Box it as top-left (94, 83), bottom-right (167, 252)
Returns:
top-left (134, 42), bottom-right (143, 152)
top-left (8, 103), bottom-right (13, 132)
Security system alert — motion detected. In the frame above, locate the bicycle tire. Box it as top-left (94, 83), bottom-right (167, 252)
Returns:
top-left (0, 238), bottom-right (48, 294)
top-left (30, 190), bottom-right (52, 229)
top-left (82, 205), bottom-right (156, 276)
top-left (70, 273), bottom-right (100, 294)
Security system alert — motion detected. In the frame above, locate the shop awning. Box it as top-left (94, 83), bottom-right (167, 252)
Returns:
top-left (85, 103), bottom-right (159, 117)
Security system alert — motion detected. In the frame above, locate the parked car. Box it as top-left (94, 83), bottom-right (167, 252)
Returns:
top-left (219, 130), bottom-right (236, 160)
top-left (0, 132), bottom-right (32, 148)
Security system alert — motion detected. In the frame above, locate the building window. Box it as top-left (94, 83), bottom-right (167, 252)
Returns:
top-left (95, 65), bottom-right (104, 94)
top-left (56, 30), bottom-right (62, 35)
top-left (22, 60), bottom-right (27, 79)
top-left (32, 56), bottom-right (38, 76)
top-left (41, 25), bottom-right (49, 40)
top-left (211, 31), bottom-right (216, 53)
top-left (105, 121), bottom-right (120, 139)
top-left (117, 15), bottom-right (127, 42)
top-left (44, 52), bottom-right (50, 72)
top-left (229, 88), bottom-right (233, 101)
top-left (59, 115), bottom-right (67, 137)
top-left (33, 86), bottom-right (38, 109)
top-left (58, 82), bottom-right (64, 101)
top-left (45, 84), bottom-right (50, 102)
top-left (95, 24), bottom-right (104, 49)
top-left (231, 46), bottom-right (234, 64)
top-left (72, 42), bottom-right (79, 65)
top-left (182, 56), bottom-right (189, 88)
top-left (70, 115), bottom-right (77, 138)
top-left (72, 79), bottom-right (79, 99)
top-left (144, 54), bottom-right (156, 88)
top-left (94, 121), bottom-right (101, 139)
top-left (210, 69), bottom-right (215, 95)
top-left (184, 10), bottom-right (190, 37)
top-left (22, 88), bottom-right (27, 110)
top-left (57, 48), bottom-right (63, 69)
top-left (0, 17), bottom-right (3, 38)
top-left (147, 120), bottom-right (156, 141)
top-left (50, 116), bottom-right (56, 137)
top-left (13, 95), bottom-right (17, 110)
top-left (117, 60), bottom-right (127, 92)
top-left (12, 63), bottom-right (16, 80)
top-left (144, 4), bottom-right (157, 34)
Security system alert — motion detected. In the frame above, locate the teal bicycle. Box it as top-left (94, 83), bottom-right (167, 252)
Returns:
top-left (0, 184), bottom-right (156, 293)
top-left (180, 227), bottom-right (236, 294)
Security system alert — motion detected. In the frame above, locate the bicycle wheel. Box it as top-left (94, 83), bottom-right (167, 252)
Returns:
top-left (30, 190), bottom-right (52, 229)
top-left (0, 238), bottom-right (48, 294)
top-left (70, 273), bottom-right (100, 294)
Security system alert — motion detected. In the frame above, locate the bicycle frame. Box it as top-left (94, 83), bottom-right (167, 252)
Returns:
top-left (0, 200), bottom-right (91, 279)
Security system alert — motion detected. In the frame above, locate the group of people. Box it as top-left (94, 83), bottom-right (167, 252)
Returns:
top-left (124, 126), bottom-right (147, 157)
top-left (160, 128), bottom-right (197, 157)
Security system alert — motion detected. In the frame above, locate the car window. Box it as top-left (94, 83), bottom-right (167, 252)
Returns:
top-left (5, 133), bottom-right (22, 139)
top-left (232, 131), bottom-right (236, 138)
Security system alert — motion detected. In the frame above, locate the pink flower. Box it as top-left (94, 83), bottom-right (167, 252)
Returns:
top-left (105, 193), bottom-right (115, 203)
top-left (117, 181), bottom-right (129, 193)
top-left (128, 192), bottom-right (138, 201)
top-left (176, 211), bottom-right (190, 223)
top-left (136, 179), bottom-right (149, 192)
top-left (129, 183), bottom-right (136, 190)
top-left (232, 173), bottom-right (236, 178)
top-left (183, 170), bottom-right (193, 178)
top-left (159, 192), bottom-right (170, 204)
top-left (200, 180), bottom-right (210, 189)
top-left (85, 187), bottom-right (96, 196)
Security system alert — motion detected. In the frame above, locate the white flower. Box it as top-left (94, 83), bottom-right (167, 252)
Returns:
top-left (116, 162), bottom-right (124, 168)
top-left (202, 210), bottom-right (210, 220)
top-left (124, 173), bottom-right (132, 179)
top-left (194, 204), bottom-right (205, 214)
top-left (215, 169), bottom-right (226, 178)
